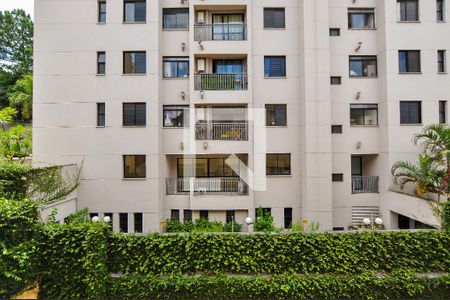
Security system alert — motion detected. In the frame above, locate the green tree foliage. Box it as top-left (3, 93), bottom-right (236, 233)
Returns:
top-left (254, 207), bottom-right (277, 232)
top-left (0, 107), bottom-right (31, 160)
top-left (0, 70), bottom-right (18, 108)
top-left (0, 9), bottom-right (34, 75)
top-left (8, 74), bottom-right (32, 121)
top-left (165, 219), bottom-right (242, 233)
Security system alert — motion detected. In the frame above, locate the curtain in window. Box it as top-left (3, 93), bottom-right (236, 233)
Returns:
top-left (213, 59), bottom-right (244, 74)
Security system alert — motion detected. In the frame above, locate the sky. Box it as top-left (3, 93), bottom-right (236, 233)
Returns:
top-left (0, 0), bottom-right (34, 19)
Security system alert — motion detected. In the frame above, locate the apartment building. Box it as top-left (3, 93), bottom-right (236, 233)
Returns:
top-left (33, 0), bottom-right (449, 232)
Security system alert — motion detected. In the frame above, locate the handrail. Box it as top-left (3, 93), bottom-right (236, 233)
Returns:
top-left (166, 177), bottom-right (249, 196)
top-left (195, 122), bottom-right (248, 141)
top-left (194, 23), bottom-right (247, 41)
top-left (194, 73), bottom-right (248, 90)
top-left (352, 176), bottom-right (379, 194)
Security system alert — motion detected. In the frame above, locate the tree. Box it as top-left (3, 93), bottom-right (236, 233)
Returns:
top-left (0, 70), bottom-right (18, 108)
top-left (0, 9), bottom-right (34, 75)
top-left (0, 107), bottom-right (32, 160)
top-left (8, 74), bottom-right (32, 121)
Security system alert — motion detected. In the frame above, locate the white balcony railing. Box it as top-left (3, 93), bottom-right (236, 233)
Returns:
top-left (194, 23), bottom-right (247, 41)
top-left (195, 122), bottom-right (248, 141)
top-left (352, 176), bottom-right (379, 194)
top-left (194, 73), bottom-right (248, 91)
top-left (166, 177), bottom-right (248, 196)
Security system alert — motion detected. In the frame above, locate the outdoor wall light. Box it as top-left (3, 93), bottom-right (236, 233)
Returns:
top-left (200, 90), bottom-right (205, 99)
top-left (356, 141), bottom-right (362, 149)
top-left (356, 91), bottom-right (361, 100)
top-left (198, 41), bottom-right (204, 50)
top-left (245, 217), bottom-right (253, 225)
top-left (203, 141), bottom-right (208, 149)
top-left (355, 41), bottom-right (363, 52)
top-left (181, 91), bottom-right (186, 100)
top-left (363, 218), bottom-right (371, 225)
top-left (103, 216), bottom-right (111, 223)
top-left (180, 0), bottom-right (187, 4)
top-left (92, 216), bottom-right (99, 223)
top-left (181, 42), bottom-right (186, 52)
top-left (375, 218), bottom-right (383, 225)
top-left (180, 142), bottom-right (184, 150)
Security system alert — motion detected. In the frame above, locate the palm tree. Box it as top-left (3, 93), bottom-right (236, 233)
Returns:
top-left (391, 154), bottom-right (445, 197)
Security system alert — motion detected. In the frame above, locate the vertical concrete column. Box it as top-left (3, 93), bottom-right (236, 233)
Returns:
top-left (299, 0), bottom-right (333, 230)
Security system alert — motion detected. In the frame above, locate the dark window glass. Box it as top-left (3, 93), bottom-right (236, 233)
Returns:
top-left (97, 52), bottom-right (106, 74)
top-left (266, 154), bottom-right (291, 176)
top-left (177, 158), bottom-right (240, 178)
top-left (333, 227), bottom-right (345, 231)
top-left (397, 0), bottom-right (419, 21)
top-left (399, 50), bottom-right (421, 73)
top-left (98, 1), bottom-right (106, 23)
top-left (349, 56), bottom-right (377, 77)
top-left (124, 0), bottom-right (146, 22)
top-left (163, 57), bottom-right (189, 78)
top-left (440, 101), bottom-right (447, 124)
top-left (330, 76), bottom-right (341, 85)
top-left (264, 56), bottom-right (286, 77)
top-left (163, 8), bottom-right (189, 29)
top-left (329, 28), bottom-right (340, 36)
top-left (199, 210), bottom-right (209, 220)
top-left (123, 103), bottom-right (146, 126)
top-left (437, 0), bottom-right (445, 21)
top-left (163, 105), bottom-right (189, 127)
top-left (134, 213), bottom-right (143, 233)
top-left (266, 104), bottom-right (287, 126)
top-left (226, 210), bottom-right (235, 223)
top-left (184, 209), bottom-right (192, 221)
top-left (119, 213), bottom-right (128, 233)
top-left (97, 103), bottom-right (105, 127)
top-left (123, 51), bottom-right (146, 74)
top-left (331, 125), bottom-right (343, 134)
top-left (284, 207), bottom-right (292, 229)
top-left (332, 174), bottom-right (344, 182)
top-left (264, 8), bottom-right (285, 28)
top-left (350, 104), bottom-right (378, 126)
top-left (123, 155), bottom-right (146, 178)
top-left (171, 209), bottom-right (180, 221)
top-left (211, 14), bottom-right (245, 41)
top-left (348, 9), bottom-right (375, 29)
top-left (438, 50), bottom-right (446, 73)
top-left (400, 101), bottom-right (422, 124)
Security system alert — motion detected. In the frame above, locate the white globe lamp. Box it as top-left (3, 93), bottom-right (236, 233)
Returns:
top-left (103, 216), bottom-right (111, 223)
top-left (362, 218), bottom-right (371, 226)
top-left (245, 217), bottom-right (253, 225)
top-left (91, 216), bottom-right (99, 223)
top-left (375, 217), bottom-right (383, 225)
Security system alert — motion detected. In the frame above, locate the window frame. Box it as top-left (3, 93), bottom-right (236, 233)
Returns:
top-left (284, 207), bottom-right (292, 229)
top-left (329, 28), bottom-right (341, 36)
top-left (98, 0), bottom-right (107, 23)
top-left (123, 155), bottom-right (146, 179)
top-left (119, 213), bottom-right (128, 233)
top-left (330, 76), bottom-right (342, 85)
top-left (163, 8), bottom-right (189, 29)
top-left (183, 209), bottom-right (192, 221)
top-left (400, 101), bottom-right (422, 125)
top-left (266, 153), bottom-right (291, 176)
top-left (439, 100), bottom-right (447, 124)
top-left (123, 51), bottom-right (146, 74)
top-left (397, 0), bottom-right (419, 22)
top-left (347, 8), bottom-right (376, 29)
top-left (265, 104), bottom-right (287, 127)
top-left (97, 103), bottom-right (105, 127)
top-left (263, 7), bottom-right (286, 29)
top-left (199, 210), bottom-right (209, 220)
top-left (123, 102), bottom-right (146, 126)
top-left (123, 0), bottom-right (146, 23)
top-left (438, 50), bottom-right (446, 73)
top-left (332, 174), bottom-right (344, 182)
top-left (171, 209), bottom-right (180, 221)
top-left (264, 56), bottom-right (287, 78)
top-left (399, 50), bottom-right (421, 73)
top-left (163, 57), bottom-right (189, 78)
top-left (134, 213), bottom-right (143, 233)
top-left (163, 105), bottom-right (190, 128)
top-left (331, 125), bottom-right (343, 134)
top-left (349, 56), bottom-right (378, 78)
top-left (176, 158), bottom-right (240, 178)
top-left (226, 210), bottom-right (235, 223)
top-left (437, 0), bottom-right (445, 21)
top-left (97, 51), bottom-right (106, 75)
top-left (350, 104), bottom-right (379, 126)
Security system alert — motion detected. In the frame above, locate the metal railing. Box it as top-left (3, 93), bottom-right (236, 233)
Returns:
top-left (194, 73), bottom-right (248, 90)
top-left (195, 122), bottom-right (248, 141)
top-left (166, 177), bottom-right (249, 196)
top-left (194, 23), bottom-right (247, 41)
top-left (352, 176), bottom-right (379, 194)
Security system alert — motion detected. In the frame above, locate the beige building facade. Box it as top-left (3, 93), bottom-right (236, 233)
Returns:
top-left (33, 0), bottom-right (449, 232)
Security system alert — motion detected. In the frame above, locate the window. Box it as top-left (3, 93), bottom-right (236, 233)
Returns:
top-left (350, 104), bottom-right (378, 126)
top-left (134, 213), bottom-right (143, 233)
top-left (266, 154), bottom-right (291, 176)
top-left (331, 125), bottom-right (343, 134)
top-left (399, 50), bottom-right (421, 73)
top-left (123, 103), bottom-right (146, 126)
top-left (163, 105), bottom-right (189, 127)
top-left (440, 101), bottom-right (447, 124)
top-left (264, 56), bottom-right (286, 77)
top-left (348, 8), bottom-right (375, 29)
top-left (123, 155), bottom-right (146, 178)
top-left (266, 104), bottom-right (287, 126)
top-left (163, 8), bottom-right (189, 29)
top-left (332, 174), bottom-right (344, 182)
top-left (119, 213), bottom-right (128, 233)
top-left (98, 1), bottom-right (106, 23)
top-left (330, 76), bottom-right (341, 85)
top-left (123, 51), bottom-right (146, 74)
top-left (184, 209), bottom-right (192, 221)
top-left (199, 210), bottom-right (209, 220)
top-left (226, 210), bottom-right (235, 223)
top-left (97, 52), bottom-right (105, 74)
top-left (284, 208), bottom-right (292, 229)
top-left (264, 8), bottom-right (285, 28)
top-left (333, 227), bottom-right (345, 231)
top-left (349, 56), bottom-right (377, 77)
top-left (97, 103), bottom-right (105, 127)
top-left (177, 158), bottom-right (241, 178)
top-left (171, 209), bottom-right (180, 221)
top-left (397, 0), bottom-right (419, 22)
top-left (400, 101), bottom-right (422, 124)
top-left (124, 0), bottom-right (146, 22)
top-left (163, 57), bottom-right (189, 78)
top-left (437, 0), bottom-right (445, 21)
top-left (438, 50), bottom-right (446, 73)
top-left (329, 28), bottom-right (340, 36)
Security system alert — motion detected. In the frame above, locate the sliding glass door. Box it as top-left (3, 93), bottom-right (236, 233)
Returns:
top-left (212, 14), bottom-right (244, 40)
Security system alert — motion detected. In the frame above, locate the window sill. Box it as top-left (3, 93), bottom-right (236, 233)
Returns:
top-left (96, 126), bottom-right (106, 128)
top-left (266, 125), bottom-right (288, 128)
top-left (122, 178), bottom-right (147, 181)
top-left (400, 123), bottom-right (423, 126)
top-left (263, 27), bottom-right (287, 30)
top-left (266, 175), bottom-right (292, 178)
top-left (348, 27), bottom-right (377, 30)
top-left (437, 20), bottom-right (446, 23)
top-left (438, 72), bottom-right (447, 75)
top-left (349, 76), bottom-right (378, 79)
top-left (122, 73), bottom-right (147, 76)
top-left (350, 125), bottom-right (379, 128)
top-left (397, 21), bottom-right (420, 23)
top-left (122, 126), bottom-right (147, 128)
top-left (264, 76), bottom-right (287, 79)
top-left (97, 22), bottom-right (106, 25)
top-left (123, 21), bottom-right (147, 25)
top-left (96, 74), bottom-right (106, 77)
top-left (398, 72), bottom-right (422, 75)
top-left (162, 77), bottom-right (190, 80)
top-left (162, 28), bottom-right (189, 31)
top-left (163, 126), bottom-right (189, 129)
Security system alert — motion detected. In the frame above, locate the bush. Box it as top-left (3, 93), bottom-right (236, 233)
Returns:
top-left (254, 207), bottom-right (276, 232)
top-left (441, 200), bottom-right (450, 231)
top-left (166, 219), bottom-right (242, 233)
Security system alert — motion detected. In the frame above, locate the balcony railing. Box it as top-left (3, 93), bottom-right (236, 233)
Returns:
top-left (352, 176), bottom-right (379, 194)
top-left (195, 122), bottom-right (248, 141)
top-left (194, 23), bottom-right (247, 41)
top-left (194, 73), bottom-right (248, 91)
top-left (166, 177), bottom-right (249, 196)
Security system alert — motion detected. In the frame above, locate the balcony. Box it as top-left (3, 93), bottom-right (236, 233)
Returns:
top-left (166, 177), bottom-right (249, 196)
top-left (194, 73), bottom-right (247, 91)
top-left (194, 24), bottom-right (247, 41)
top-left (352, 176), bottom-right (379, 194)
top-left (195, 122), bottom-right (248, 141)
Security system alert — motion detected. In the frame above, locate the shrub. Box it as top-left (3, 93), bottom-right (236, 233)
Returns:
top-left (165, 219), bottom-right (242, 233)
top-left (441, 200), bottom-right (450, 231)
top-left (254, 207), bottom-right (276, 232)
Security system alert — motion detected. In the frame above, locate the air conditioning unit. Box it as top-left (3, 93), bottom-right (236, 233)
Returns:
top-left (197, 59), bottom-right (205, 72)
top-left (197, 11), bottom-right (205, 23)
